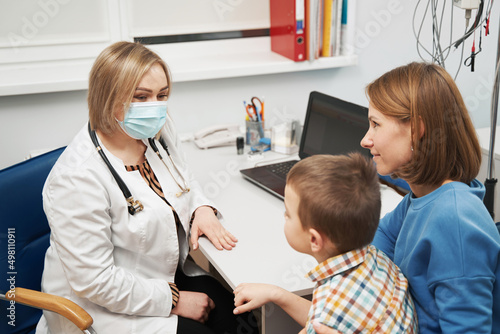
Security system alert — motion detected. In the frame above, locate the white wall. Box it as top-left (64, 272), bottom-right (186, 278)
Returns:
top-left (1, 0), bottom-right (499, 170)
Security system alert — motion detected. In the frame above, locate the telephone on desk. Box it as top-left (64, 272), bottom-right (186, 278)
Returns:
top-left (194, 124), bottom-right (241, 149)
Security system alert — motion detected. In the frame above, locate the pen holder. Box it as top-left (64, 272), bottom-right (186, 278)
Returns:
top-left (246, 120), bottom-right (265, 146)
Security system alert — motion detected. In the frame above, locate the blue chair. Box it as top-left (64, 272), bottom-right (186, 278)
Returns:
top-left (0, 147), bottom-right (95, 334)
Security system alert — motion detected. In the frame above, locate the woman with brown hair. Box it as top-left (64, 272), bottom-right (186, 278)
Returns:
top-left (361, 62), bottom-right (500, 333)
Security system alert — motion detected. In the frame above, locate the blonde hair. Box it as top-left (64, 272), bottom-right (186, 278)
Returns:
top-left (366, 62), bottom-right (481, 185)
top-left (287, 153), bottom-right (381, 253)
top-left (88, 41), bottom-right (172, 135)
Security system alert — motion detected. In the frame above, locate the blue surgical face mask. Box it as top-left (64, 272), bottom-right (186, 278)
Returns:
top-left (117, 101), bottom-right (167, 139)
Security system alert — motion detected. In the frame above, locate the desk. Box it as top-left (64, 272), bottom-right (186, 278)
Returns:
top-left (182, 142), bottom-right (403, 333)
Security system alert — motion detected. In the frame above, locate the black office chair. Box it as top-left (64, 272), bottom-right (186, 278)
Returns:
top-left (0, 147), bottom-right (96, 334)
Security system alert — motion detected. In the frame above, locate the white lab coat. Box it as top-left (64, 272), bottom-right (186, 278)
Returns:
top-left (36, 116), bottom-right (215, 334)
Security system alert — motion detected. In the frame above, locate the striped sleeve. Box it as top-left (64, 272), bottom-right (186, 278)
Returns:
top-left (169, 282), bottom-right (179, 308)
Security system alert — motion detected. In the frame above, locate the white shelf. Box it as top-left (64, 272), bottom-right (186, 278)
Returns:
top-left (0, 37), bottom-right (357, 96)
top-left (0, 59), bottom-right (95, 97)
top-left (170, 50), bottom-right (358, 83)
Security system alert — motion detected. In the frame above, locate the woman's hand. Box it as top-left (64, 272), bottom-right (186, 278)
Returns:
top-left (233, 283), bottom-right (279, 314)
top-left (171, 291), bottom-right (215, 323)
top-left (298, 321), bottom-right (343, 334)
top-left (190, 206), bottom-right (237, 251)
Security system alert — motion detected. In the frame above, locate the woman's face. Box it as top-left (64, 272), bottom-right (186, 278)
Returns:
top-left (115, 63), bottom-right (169, 121)
top-left (360, 105), bottom-right (413, 176)
top-left (131, 63), bottom-right (169, 103)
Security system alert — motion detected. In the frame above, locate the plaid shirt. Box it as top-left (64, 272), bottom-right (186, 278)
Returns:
top-left (306, 245), bottom-right (418, 333)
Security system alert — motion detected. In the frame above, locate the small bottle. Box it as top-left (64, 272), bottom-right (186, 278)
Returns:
top-left (236, 137), bottom-right (244, 155)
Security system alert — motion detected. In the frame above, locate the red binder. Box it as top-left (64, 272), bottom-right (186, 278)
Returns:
top-left (270, 0), bottom-right (306, 62)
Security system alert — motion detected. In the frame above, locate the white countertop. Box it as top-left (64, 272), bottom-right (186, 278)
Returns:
top-left (181, 141), bottom-right (403, 295)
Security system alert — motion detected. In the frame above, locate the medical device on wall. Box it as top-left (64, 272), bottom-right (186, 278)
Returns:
top-left (194, 124), bottom-right (241, 149)
top-left (413, 0), bottom-right (491, 77)
top-left (453, 0), bottom-right (480, 9)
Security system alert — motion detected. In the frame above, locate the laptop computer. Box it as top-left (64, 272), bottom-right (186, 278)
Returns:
top-left (240, 91), bottom-right (371, 199)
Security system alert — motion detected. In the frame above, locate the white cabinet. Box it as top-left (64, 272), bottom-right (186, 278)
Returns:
top-left (0, 0), bottom-right (357, 96)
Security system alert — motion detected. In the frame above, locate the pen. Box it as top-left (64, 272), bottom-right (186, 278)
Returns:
top-left (261, 96), bottom-right (265, 122)
top-left (255, 107), bottom-right (265, 139)
top-left (255, 104), bottom-right (262, 122)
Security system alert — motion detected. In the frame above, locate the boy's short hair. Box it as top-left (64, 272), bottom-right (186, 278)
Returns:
top-left (286, 153), bottom-right (381, 253)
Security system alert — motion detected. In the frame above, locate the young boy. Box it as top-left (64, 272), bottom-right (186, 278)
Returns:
top-left (233, 153), bottom-right (418, 333)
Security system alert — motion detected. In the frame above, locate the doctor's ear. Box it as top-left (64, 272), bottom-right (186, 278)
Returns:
top-left (114, 108), bottom-right (125, 122)
top-left (113, 100), bottom-right (129, 122)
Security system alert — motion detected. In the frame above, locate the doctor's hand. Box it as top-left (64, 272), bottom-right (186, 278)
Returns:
top-left (171, 291), bottom-right (215, 323)
top-left (190, 206), bottom-right (238, 251)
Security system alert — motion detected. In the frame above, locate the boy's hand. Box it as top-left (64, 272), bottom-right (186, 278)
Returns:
top-left (233, 283), bottom-right (281, 314)
top-left (298, 321), bottom-right (344, 334)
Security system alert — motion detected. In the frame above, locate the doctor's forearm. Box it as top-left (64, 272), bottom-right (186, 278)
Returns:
top-left (68, 263), bottom-right (175, 316)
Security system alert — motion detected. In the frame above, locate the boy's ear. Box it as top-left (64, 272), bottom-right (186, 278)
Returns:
top-left (309, 228), bottom-right (340, 257)
top-left (308, 228), bottom-right (324, 253)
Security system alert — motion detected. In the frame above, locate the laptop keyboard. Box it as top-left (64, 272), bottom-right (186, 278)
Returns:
top-left (264, 160), bottom-right (298, 179)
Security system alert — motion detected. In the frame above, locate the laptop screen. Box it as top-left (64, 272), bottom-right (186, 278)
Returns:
top-left (299, 91), bottom-right (370, 159)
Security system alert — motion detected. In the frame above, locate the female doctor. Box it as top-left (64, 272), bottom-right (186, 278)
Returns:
top-left (36, 41), bottom-right (257, 334)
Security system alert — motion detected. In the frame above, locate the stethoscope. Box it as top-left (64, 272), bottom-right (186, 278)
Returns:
top-left (88, 123), bottom-right (190, 215)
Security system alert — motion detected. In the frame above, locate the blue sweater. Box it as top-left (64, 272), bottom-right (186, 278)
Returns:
top-left (373, 180), bottom-right (500, 333)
